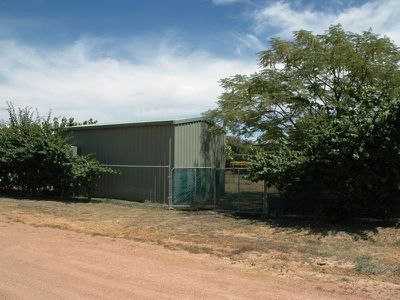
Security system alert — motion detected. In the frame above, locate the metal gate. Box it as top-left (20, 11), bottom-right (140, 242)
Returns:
top-left (216, 168), bottom-right (265, 212)
top-left (170, 167), bottom-right (266, 212)
top-left (170, 167), bottom-right (215, 208)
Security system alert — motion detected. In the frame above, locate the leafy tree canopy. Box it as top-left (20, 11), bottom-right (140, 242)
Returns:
top-left (207, 25), bottom-right (400, 218)
top-left (208, 25), bottom-right (400, 141)
top-left (225, 136), bottom-right (254, 163)
top-left (0, 102), bottom-right (115, 199)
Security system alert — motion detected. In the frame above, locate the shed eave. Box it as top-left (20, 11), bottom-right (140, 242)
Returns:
top-left (66, 120), bottom-right (173, 131)
top-left (66, 116), bottom-right (207, 131)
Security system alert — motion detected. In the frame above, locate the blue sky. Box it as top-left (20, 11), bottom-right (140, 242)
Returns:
top-left (0, 0), bottom-right (399, 122)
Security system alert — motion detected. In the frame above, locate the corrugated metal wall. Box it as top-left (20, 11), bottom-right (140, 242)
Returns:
top-left (71, 124), bottom-right (174, 165)
top-left (172, 121), bottom-right (225, 207)
top-left (92, 166), bottom-right (169, 203)
top-left (174, 121), bottom-right (225, 168)
top-left (69, 120), bottom-right (225, 203)
top-left (70, 124), bottom-right (174, 203)
top-left (174, 121), bottom-right (203, 167)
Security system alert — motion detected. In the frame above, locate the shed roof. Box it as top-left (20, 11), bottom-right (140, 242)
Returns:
top-left (67, 116), bottom-right (206, 131)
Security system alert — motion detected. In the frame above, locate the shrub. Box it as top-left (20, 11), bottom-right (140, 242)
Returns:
top-left (0, 103), bottom-right (115, 199)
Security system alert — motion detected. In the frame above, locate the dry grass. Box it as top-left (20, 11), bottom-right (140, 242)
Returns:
top-left (1, 196), bottom-right (400, 286)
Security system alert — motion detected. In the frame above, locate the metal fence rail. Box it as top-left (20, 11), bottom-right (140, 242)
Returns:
top-left (170, 167), bottom-right (266, 213)
top-left (170, 167), bottom-right (215, 208)
top-left (97, 164), bottom-right (169, 204)
top-left (216, 168), bottom-right (264, 213)
top-left (93, 165), bottom-right (266, 212)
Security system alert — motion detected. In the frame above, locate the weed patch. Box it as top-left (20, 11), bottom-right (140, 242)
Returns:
top-left (355, 256), bottom-right (400, 277)
top-left (355, 256), bottom-right (381, 275)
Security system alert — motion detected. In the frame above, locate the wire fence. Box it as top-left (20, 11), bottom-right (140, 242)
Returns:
top-left (92, 165), bottom-right (267, 213)
top-left (216, 168), bottom-right (265, 212)
top-left (171, 167), bottom-right (215, 208)
top-left (97, 165), bottom-right (169, 204)
top-left (93, 166), bottom-right (400, 218)
top-left (171, 167), bottom-right (266, 213)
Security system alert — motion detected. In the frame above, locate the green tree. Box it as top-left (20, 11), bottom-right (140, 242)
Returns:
top-left (207, 25), bottom-right (400, 218)
top-left (225, 136), bottom-right (254, 165)
top-left (0, 102), bottom-right (115, 199)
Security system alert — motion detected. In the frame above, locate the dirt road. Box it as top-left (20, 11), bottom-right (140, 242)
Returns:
top-left (0, 219), bottom-right (375, 299)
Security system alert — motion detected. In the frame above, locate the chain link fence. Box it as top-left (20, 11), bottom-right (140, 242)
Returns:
top-left (170, 167), bottom-right (266, 213)
top-left (96, 165), bottom-right (169, 204)
top-left (170, 167), bottom-right (215, 208)
top-left (215, 168), bottom-right (265, 212)
top-left (94, 166), bottom-right (267, 212)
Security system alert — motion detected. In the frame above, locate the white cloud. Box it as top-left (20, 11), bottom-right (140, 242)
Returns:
top-left (235, 33), bottom-right (266, 53)
top-left (253, 0), bottom-right (400, 44)
top-left (0, 38), bottom-right (257, 123)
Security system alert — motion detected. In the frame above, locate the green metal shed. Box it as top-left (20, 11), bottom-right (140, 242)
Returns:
top-left (68, 117), bottom-right (225, 205)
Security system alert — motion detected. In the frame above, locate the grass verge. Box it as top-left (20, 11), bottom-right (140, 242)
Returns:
top-left (0, 197), bottom-right (399, 286)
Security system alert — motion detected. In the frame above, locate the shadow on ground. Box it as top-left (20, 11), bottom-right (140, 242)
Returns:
top-left (1, 192), bottom-right (398, 240)
top-left (0, 191), bottom-right (102, 204)
top-left (218, 211), bottom-right (399, 240)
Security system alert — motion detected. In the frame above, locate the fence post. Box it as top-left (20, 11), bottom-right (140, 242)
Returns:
top-left (263, 180), bottom-right (269, 216)
top-left (193, 168), bottom-right (197, 206)
top-left (154, 175), bottom-right (157, 203)
top-left (168, 138), bottom-right (172, 209)
top-left (237, 168), bottom-right (240, 212)
top-left (213, 168), bottom-right (217, 210)
top-left (163, 168), bottom-right (166, 204)
top-left (168, 168), bottom-right (172, 209)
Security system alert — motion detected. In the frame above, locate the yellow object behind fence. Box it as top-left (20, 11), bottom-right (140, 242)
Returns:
top-left (229, 161), bottom-right (250, 168)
